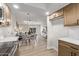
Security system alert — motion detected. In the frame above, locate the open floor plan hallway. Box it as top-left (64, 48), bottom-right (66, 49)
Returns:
top-left (19, 38), bottom-right (57, 56)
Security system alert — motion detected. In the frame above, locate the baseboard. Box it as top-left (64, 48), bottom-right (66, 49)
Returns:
top-left (47, 46), bottom-right (58, 52)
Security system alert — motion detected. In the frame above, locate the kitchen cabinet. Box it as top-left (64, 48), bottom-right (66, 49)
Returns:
top-left (0, 41), bottom-right (19, 56)
top-left (58, 40), bottom-right (79, 56)
top-left (0, 3), bottom-right (11, 27)
top-left (76, 4), bottom-right (79, 24)
top-left (14, 44), bottom-right (19, 56)
top-left (58, 41), bottom-right (72, 56)
top-left (64, 4), bottom-right (77, 26)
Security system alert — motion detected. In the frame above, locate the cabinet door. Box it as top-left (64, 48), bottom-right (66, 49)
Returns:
top-left (59, 40), bottom-right (79, 56)
top-left (76, 4), bottom-right (79, 24)
top-left (72, 50), bottom-right (79, 56)
top-left (64, 4), bottom-right (77, 26)
top-left (58, 43), bottom-right (72, 56)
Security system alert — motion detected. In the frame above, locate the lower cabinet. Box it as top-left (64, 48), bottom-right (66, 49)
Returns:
top-left (14, 44), bottom-right (19, 56)
top-left (58, 40), bottom-right (79, 56)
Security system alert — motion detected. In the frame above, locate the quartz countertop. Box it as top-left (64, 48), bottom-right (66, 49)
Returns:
top-left (59, 37), bottom-right (79, 45)
top-left (0, 36), bottom-right (19, 42)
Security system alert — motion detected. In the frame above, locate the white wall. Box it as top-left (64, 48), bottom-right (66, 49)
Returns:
top-left (0, 23), bottom-right (16, 37)
top-left (47, 15), bottom-right (79, 51)
top-left (47, 17), bottom-right (68, 51)
top-left (0, 27), bottom-right (10, 36)
top-left (67, 26), bottom-right (79, 40)
top-left (0, 14), bottom-right (17, 37)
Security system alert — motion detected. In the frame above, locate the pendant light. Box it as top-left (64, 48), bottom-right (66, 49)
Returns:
top-left (24, 12), bottom-right (30, 32)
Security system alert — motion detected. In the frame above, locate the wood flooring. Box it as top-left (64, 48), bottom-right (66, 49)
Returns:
top-left (19, 38), bottom-right (58, 56)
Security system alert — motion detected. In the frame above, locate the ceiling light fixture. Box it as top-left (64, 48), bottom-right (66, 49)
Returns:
top-left (46, 11), bottom-right (49, 16)
top-left (0, 3), bottom-right (2, 6)
top-left (24, 13), bottom-right (30, 32)
top-left (13, 4), bottom-right (19, 9)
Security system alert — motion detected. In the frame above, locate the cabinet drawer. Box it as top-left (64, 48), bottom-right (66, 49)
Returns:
top-left (58, 42), bottom-right (73, 56)
top-left (59, 40), bottom-right (79, 56)
top-left (59, 40), bottom-right (79, 50)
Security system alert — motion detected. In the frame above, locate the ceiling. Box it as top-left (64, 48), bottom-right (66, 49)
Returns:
top-left (7, 3), bottom-right (69, 25)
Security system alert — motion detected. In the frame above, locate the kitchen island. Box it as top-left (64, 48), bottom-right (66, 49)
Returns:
top-left (58, 38), bottom-right (79, 56)
top-left (0, 36), bottom-right (19, 56)
top-left (59, 38), bottom-right (79, 45)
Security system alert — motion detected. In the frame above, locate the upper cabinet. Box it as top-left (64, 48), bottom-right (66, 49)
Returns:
top-left (76, 4), bottom-right (79, 24)
top-left (0, 3), bottom-right (11, 27)
top-left (64, 4), bottom-right (79, 26)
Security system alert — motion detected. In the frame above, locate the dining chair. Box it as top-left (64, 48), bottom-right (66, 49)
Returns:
top-left (18, 33), bottom-right (27, 46)
top-left (30, 34), bottom-right (37, 47)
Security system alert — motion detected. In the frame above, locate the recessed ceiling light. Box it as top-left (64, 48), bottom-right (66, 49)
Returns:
top-left (13, 4), bottom-right (19, 9)
top-left (0, 3), bottom-right (4, 7)
top-left (0, 3), bottom-right (2, 6)
top-left (46, 11), bottom-right (49, 16)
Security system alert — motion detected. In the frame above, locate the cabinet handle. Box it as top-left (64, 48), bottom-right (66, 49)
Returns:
top-left (77, 19), bottom-right (79, 24)
top-left (74, 53), bottom-right (76, 56)
top-left (71, 52), bottom-right (76, 56)
top-left (71, 52), bottom-right (74, 56)
top-left (70, 46), bottom-right (78, 50)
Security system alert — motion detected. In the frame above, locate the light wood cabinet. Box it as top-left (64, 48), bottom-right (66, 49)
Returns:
top-left (0, 3), bottom-right (11, 27)
top-left (58, 42), bottom-right (72, 56)
top-left (58, 40), bottom-right (79, 56)
top-left (15, 44), bottom-right (19, 56)
top-left (76, 4), bottom-right (79, 24)
top-left (64, 4), bottom-right (78, 26)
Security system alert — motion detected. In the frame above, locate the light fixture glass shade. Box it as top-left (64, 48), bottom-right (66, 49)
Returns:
top-left (13, 4), bottom-right (19, 9)
top-left (25, 24), bottom-right (29, 32)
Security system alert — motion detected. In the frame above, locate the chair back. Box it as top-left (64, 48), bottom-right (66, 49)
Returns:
top-left (30, 34), bottom-right (37, 40)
